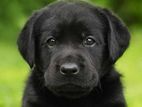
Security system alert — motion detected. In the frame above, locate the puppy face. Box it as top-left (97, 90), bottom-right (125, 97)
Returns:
top-left (18, 1), bottom-right (130, 98)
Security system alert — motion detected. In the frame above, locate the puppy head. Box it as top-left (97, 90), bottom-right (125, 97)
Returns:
top-left (18, 1), bottom-right (130, 98)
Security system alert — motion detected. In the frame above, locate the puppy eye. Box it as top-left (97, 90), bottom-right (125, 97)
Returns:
top-left (46, 37), bottom-right (56, 47)
top-left (83, 36), bottom-right (96, 47)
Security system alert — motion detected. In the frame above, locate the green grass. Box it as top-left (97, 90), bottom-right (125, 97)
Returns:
top-left (0, 27), bottom-right (142, 107)
top-left (0, 43), bottom-right (29, 107)
top-left (116, 27), bottom-right (142, 107)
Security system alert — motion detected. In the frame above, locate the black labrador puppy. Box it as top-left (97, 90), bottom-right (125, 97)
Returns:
top-left (17, 1), bottom-right (130, 107)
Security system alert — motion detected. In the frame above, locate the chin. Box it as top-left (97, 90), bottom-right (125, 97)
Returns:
top-left (47, 84), bottom-right (93, 99)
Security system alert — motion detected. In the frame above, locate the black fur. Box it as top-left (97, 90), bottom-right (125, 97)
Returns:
top-left (17, 1), bottom-right (130, 107)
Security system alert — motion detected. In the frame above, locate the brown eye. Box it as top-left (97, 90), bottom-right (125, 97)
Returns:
top-left (83, 36), bottom-right (96, 47)
top-left (46, 37), bottom-right (56, 47)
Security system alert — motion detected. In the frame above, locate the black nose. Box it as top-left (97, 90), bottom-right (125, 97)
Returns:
top-left (60, 63), bottom-right (79, 75)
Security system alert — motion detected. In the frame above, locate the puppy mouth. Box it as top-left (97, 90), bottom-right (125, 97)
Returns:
top-left (49, 84), bottom-right (92, 99)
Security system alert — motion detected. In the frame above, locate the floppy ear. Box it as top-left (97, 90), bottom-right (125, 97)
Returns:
top-left (102, 9), bottom-right (130, 63)
top-left (17, 11), bottom-right (42, 68)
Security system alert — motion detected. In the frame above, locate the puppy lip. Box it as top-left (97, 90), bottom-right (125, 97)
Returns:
top-left (56, 84), bottom-right (84, 90)
top-left (45, 74), bottom-right (98, 88)
top-left (52, 84), bottom-right (91, 98)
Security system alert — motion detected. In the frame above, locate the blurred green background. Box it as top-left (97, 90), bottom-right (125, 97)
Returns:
top-left (0, 0), bottom-right (142, 107)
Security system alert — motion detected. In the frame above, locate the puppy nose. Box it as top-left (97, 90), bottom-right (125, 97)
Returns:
top-left (60, 63), bottom-right (79, 75)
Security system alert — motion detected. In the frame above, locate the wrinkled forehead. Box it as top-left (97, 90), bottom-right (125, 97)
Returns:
top-left (40, 2), bottom-right (104, 32)
top-left (34, 2), bottom-right (106, 44)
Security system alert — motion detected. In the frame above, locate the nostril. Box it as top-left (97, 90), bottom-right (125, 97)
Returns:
top-left (61, 67), bottom-right (78, 75)
top-left (60, 63), bottom-right (79, 75)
